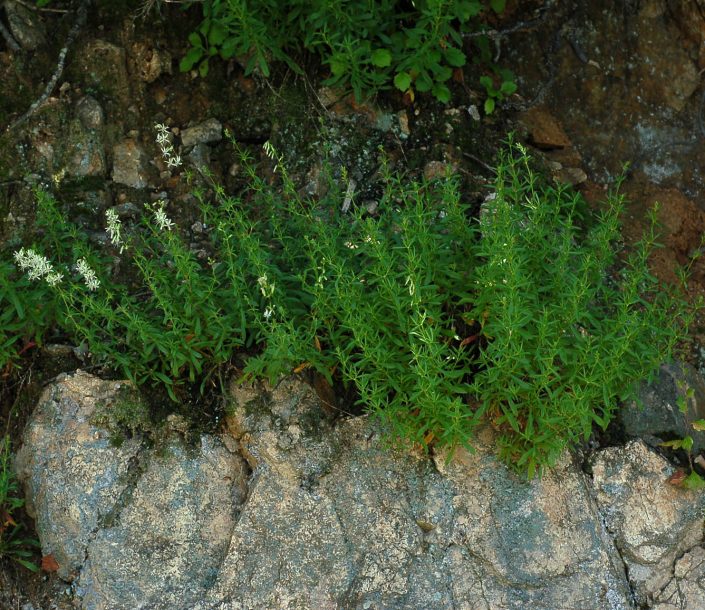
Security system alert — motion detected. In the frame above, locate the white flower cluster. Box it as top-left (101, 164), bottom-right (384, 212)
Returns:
top-left (257, 273), bottom-right (275, 298)
top-left (75, 258), bottom-right (100, 291)
top-left (14, 248), bottom-right (63, 286)
top-left (262, 141), bottom-right (282, 174)
top-left (154, 123), bottom-right (182, 169)
top-left (105, 208), bottom-right (125, 253)
top-left (148, 201), bottom-right (175, 231)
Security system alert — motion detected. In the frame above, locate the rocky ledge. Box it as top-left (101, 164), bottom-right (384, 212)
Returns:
top-left (12, 371), bottom-right (705, 610)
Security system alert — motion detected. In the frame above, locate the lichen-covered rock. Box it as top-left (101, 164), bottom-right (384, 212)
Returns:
top-left (76, 435), bottom-right (248, 610)
top-left (180, 118), bottom-right (223, 148)
top-left (15, 371), bottom-right (249, 609)
top-left (200, 378), bottom-right (632, 610)
top-left (69, 40), bottom-right (131, 107)
top-left (19, 374), bottom-right (705, 610)
top-left (590, 440), bottom-right (705, 606)
top-left (13, 372), bottom-right (144, 581)
top-left (111, 139), bottom-right (151, 188)
top-left (4, 0), bottom-right (46, 50)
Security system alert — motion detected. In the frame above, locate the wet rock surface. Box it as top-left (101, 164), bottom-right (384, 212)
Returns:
top-left (13, 373), bottom-right (705, 609)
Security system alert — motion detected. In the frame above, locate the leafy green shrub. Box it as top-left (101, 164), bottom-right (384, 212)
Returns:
top-left (0, 435), bottom-right (39, 571)
top-left (180, 0), bottom-right (514, 105)
top-left (9, 137), bottom-right (697, 475)
top-left (0, 260), bottom-right (55, 373)
top-left (468, 144), bottom-right (699, 476)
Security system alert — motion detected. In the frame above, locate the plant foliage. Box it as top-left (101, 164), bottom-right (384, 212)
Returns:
top-left (0, 436), bottom-right (40, 571)
top-left (5, 140), bottom-right (698, 475)
top-left (180, 0), bottom-right (514, 106)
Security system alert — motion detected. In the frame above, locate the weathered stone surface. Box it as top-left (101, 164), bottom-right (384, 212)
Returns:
top-left (13, 372), bottom-right (143, 581)
top-left (70, 40), bottom-right (130, 106)
top-left (651, 545), bottom-right (705, 609)
top-left (619, 362), bottom-right (705, 453)
top-left (63, 116), bottom-right (106, 178)
top-left (590, 440), bottom-right (705, 606)
top-left (14, 371), bottom-right (249, 609)
top-left (4, 0), bottom-right (46, 50)
top-left (129, 41), bottom-right (172, 83)
top-left (180, 118), bottom-right (223, 148)
top-left (76, 96), bottom-right (105, 131)
top-left (111, 139), bottom-right (151, 188)
top-left (18, 374), bottom-right (705, 609)
top-left (77, 436), bottom-right (248, 610)
top-left (520, 106), bottom-right (572, 149)
top-left (200, 378), bottom-right (632, 610)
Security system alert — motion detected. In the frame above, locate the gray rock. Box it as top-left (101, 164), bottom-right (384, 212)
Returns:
top-left (69, 40), bottom-right (130, 106)
top-left (64, 117), bottom-right (106, 178)
top-left (13, 372), bottom-right (144, 581)
top-left (180, 118), bottom-right (223, 148)
top-left (651, 545), bottom-right (705, 609)
top-left (111, 139), bottom-right (151, 188)
top-left (77, 435), bottom-right (248, 610)
top-left (200, 378), bottom-right (632, 610)
top-left (15, 371), bottom-right (249, 609)
top-left (620, 362), bottom-right (705, 453)
top-left (19, 374), bottom-right (705, 610)
top-left (76, 96), bottom-right (105, 131)
top-left (590, 440), bottom-right (705, 606)
top-left (4, 0), bottom-right (46, 50)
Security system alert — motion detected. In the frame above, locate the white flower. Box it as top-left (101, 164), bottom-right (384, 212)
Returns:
top-left (154, 123), bottom-right (182, 170)
top-left (263, 306), bottom-right (274, 321)
top-left (151, 202), bottom-right (175, 231)
top-left (166, 154), bottom-right (182, 169)
top-left (14, 248), bottom-right (59, 284)
top-left (105, 209), bottom-right (125, 253)
top-left (75, 257), bottom-right (100, 291)
top-left (46, 272), bottom-right (64, 287)
top-left (257, 274), bottom-right (274, 298)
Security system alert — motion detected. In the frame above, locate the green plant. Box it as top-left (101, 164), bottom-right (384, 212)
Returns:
top-left (661, 382), bottom-right (705, 490)
top-left (10, 137), bottom-right (698, 476)
top-left (468, 143), bottom-right (699, 476)
top-left (0, 436), bottom-right (40, 571)
top-left (0, 260), bottom-right (55, 374)
top-left (180, 0), bottom-right (515, 107)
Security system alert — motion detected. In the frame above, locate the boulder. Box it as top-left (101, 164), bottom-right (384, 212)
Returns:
top-left (16, 373), bottom-right (705, 609)
top-left (590, 440), bottom-right (705, 606)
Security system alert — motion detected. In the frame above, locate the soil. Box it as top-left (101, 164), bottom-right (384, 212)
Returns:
top-left (2, 0), bottom-right (705, 605)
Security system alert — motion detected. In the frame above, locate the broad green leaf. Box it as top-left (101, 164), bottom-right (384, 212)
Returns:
top-left (491, 0), bottom-right (507, 13)
top-left (328, 56), bottom-right (347, 76)
top-left (188, 32), bottom-right (203, 49)
top-left (208, 23), bottom-right (227, 47)
top-left (484, 97), bottom-right (495, 114)
top-left (444, 46), bottom-right (466, 67)
top-left (371, 48), bottom-right (392, 68)
top-left (500, 80), bottom-right (518, 95)
top-left (199, 59), bottom-right (210, 78)
top-left (415, 70), bottom-right (433, 92)
top-left (432, 83), bottom-right (451, 103)
top-left (394, 71), bottom-right (412, 91)
top-left (682, 471), bottom-right (705, 490)
top-left (180, 48), bottom-right (204, 72)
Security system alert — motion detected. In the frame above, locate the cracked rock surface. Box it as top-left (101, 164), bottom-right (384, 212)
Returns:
top-left (13, 372), bottom-right (705, 609)
top-left (590, 440), bottom-right (705, 607)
